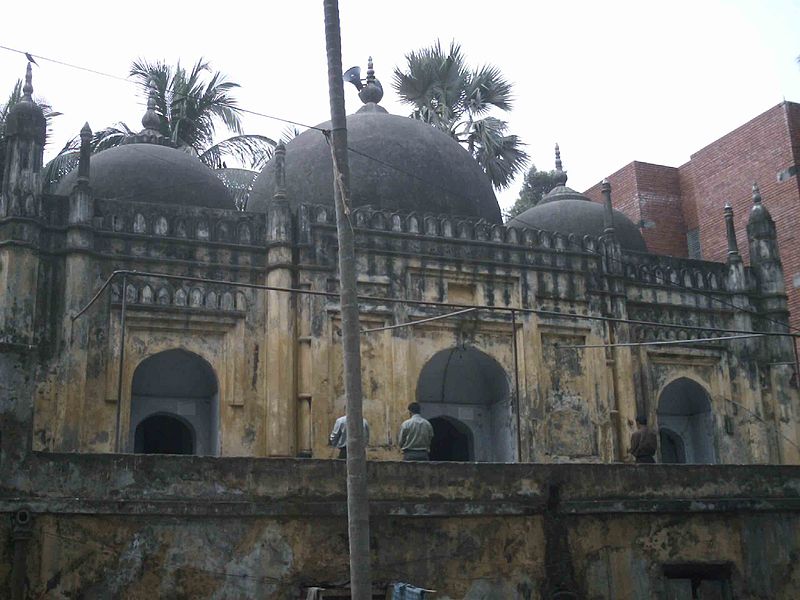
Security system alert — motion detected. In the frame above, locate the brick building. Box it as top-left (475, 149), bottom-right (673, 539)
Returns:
top-left (586, 101), bottom-right (800, 331)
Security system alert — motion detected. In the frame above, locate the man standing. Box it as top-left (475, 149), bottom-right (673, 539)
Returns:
top-left (629, 415), bottom-right (658, 463)
top-left (398, 402), bottom-right (434, 461)
top-left (329, 414), bottom-right (369, 459)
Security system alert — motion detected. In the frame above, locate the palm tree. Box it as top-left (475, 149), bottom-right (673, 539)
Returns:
top-left (44, 58), bottom-right (275, 192)
top-left (393, 40), bottom-right (529, 189)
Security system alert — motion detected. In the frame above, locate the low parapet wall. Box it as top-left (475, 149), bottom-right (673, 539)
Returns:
top-left (3, 455), bottom-right (800, 599)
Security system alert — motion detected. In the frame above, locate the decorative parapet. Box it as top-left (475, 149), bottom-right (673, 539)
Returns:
top-left (92, 199), bottom-right (265, 246)
top-left (110, 277), bottom-right (247, 313)
top-left (621, 250), bottom-right (730, 292)
top-left (297, 202), bottom-right (602, 255)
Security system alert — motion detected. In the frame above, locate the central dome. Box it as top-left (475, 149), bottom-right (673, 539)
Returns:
top-left (248, 110), bottom-right (501, 223)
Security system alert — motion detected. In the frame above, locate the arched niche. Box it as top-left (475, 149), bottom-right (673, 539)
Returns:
top-left (416, 346), bottom-right (514, 462)
top-left (135, 413), bottom-right (195, 455)
top-left (657, 377), bottom-right (716, 464)
top-left (429, 416), bottom-right (474, 461)
top-left (129, 349), bottom-right (219, 455)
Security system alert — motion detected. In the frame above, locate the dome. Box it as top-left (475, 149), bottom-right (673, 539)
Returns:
top-left (56, 143), bottom-right (235, 210)
top-left (509, 197), bottom-right (647, 252)
top-left (248, 110), bottom-right (501, 223)
top-left (508, 145), bottom-right (647, 252)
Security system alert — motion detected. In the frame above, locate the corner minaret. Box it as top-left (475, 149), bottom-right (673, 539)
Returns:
top-left (747, 183), bottom-right (787, 317)
top-left (745, 183), bottom-right (800, 463)
top-left (1, 63), bottom-right (46, 216)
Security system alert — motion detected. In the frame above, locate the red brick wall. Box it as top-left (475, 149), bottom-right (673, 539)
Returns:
top-left (585, 162), bottom-right (686, 256)
top-left (678, 102), bottom-right (800, 330)
top-left (588, 102), bottom-right (800, 332)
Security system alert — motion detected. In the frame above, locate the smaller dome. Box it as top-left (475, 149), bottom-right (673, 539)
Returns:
top-left (56, 143), bottom-right (235, 210)
top-left (509, 199), bottom-right (647, 252)
top-left (508, 145), bottom-right (647, 252)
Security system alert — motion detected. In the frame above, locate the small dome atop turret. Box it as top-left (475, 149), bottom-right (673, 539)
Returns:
top-left (4, 64), bottom-right (46, 145)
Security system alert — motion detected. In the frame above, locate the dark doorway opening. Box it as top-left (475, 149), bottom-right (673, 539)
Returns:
top-left (660, 427), bottom-right (686, 464)
top-left (134, 414), bottom-right (195, 455)
top-left (429, 417), bottom-right (472, 461)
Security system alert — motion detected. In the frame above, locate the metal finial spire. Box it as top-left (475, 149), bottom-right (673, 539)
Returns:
top-left (553, 143), bottom-right (568, 186)
top-left (365, 56), bottom-right (375, 84)
top-left (358, 56), bottom-right (383, 105)
top-left (22, 63), bottom-right (34, 101)
top-left (752, 182), bottom-right (762, 204)
top-left (141, 80), bottom-right (161, 132)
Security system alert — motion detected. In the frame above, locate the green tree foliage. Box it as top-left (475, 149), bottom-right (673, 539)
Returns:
top-left (44, 58), bottom-right (275, 191)
top-left (505, 164), bottom-right (561, 219)
top-left (392, 40), bottom-right (528, 189)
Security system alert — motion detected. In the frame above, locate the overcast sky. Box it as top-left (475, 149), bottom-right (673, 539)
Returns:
top-left (2, 0), bottom-right (799, 212)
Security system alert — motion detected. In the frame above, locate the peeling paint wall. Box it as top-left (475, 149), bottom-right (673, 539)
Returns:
top-left (2, 457), bottom-right (800, 599)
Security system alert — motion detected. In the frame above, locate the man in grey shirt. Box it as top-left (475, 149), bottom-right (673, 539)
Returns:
top-left (329, 414), bottom-right (369, 459)
top-left (398, 402), bottom-right (434, 461)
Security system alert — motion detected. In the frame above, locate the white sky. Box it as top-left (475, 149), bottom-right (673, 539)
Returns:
top-left (2, 0), bottom-right (799, 212)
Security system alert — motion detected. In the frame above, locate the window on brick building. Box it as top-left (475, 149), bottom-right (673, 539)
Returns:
top-left (687, 228), bottom-right (702, 260)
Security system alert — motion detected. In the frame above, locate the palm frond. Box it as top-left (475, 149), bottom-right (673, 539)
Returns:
top-left (198, 134), bottom-right (276, 171)
top-left (465, 64), bottom-right (513, 115)
top-left (214, 167), bottom-right (259, 210)
top-left (465, 117), bottom-right (529, 189)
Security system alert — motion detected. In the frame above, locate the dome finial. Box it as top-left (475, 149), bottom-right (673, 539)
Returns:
top-left (752, 182), bottom-right (762, 205)
top-left (553, 143), bottom-right (568, 186)
top-left (22, 62), bottom-right (34, 101)
top-left (358, 56), bottom-right (384, 105)
top-left (141, 79), bottom-right (161, 133)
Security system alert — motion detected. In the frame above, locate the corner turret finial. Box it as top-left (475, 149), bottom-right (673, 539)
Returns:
top-left (77, 123), bottom-right (93, 185)
top-left (752, 182), bottom-right (762, 205)
top-left (553, 143), bottom-right (568, 186)
top-left (723, 202), bottom-right (740, 260)
top-left (23, 62), bottom-right (34, 101)
top-left (273, 141), bottom-right (287, 201)
top-left (141, 80), bottom-right (161, 132)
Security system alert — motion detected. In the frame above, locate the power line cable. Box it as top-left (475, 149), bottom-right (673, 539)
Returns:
top-left (0, 44), bottom-right (326, 133)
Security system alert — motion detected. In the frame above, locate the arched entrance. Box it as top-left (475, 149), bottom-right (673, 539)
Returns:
top-left (657, 378), bottom-right (716, 464)
top-left (429, 416), bottom-right (473, 461)
top-left (416, 346), bottom-right (514, 462)
top-left (134, 414), bottom-right (195, 454)
top-left (129, 349), bottom-right (219, 455)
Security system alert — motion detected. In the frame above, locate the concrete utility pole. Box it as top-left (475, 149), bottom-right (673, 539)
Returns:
top-left (322, 2), bottom-right (373, 598)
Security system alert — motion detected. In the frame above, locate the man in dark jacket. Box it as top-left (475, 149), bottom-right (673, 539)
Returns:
top-left (629, 416), bottom-right (658, 463)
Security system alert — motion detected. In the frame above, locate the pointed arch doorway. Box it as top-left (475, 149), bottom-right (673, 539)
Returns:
top-left (657, 377), bottom-right (716, 464)
top-left (416, 346), bottom-right (514, 462)
top-left (129, 349), bottom-right (219, 455)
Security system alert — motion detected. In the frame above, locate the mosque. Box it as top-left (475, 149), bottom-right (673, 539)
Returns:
top-left (2, 61), bottom-right (800, 598)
